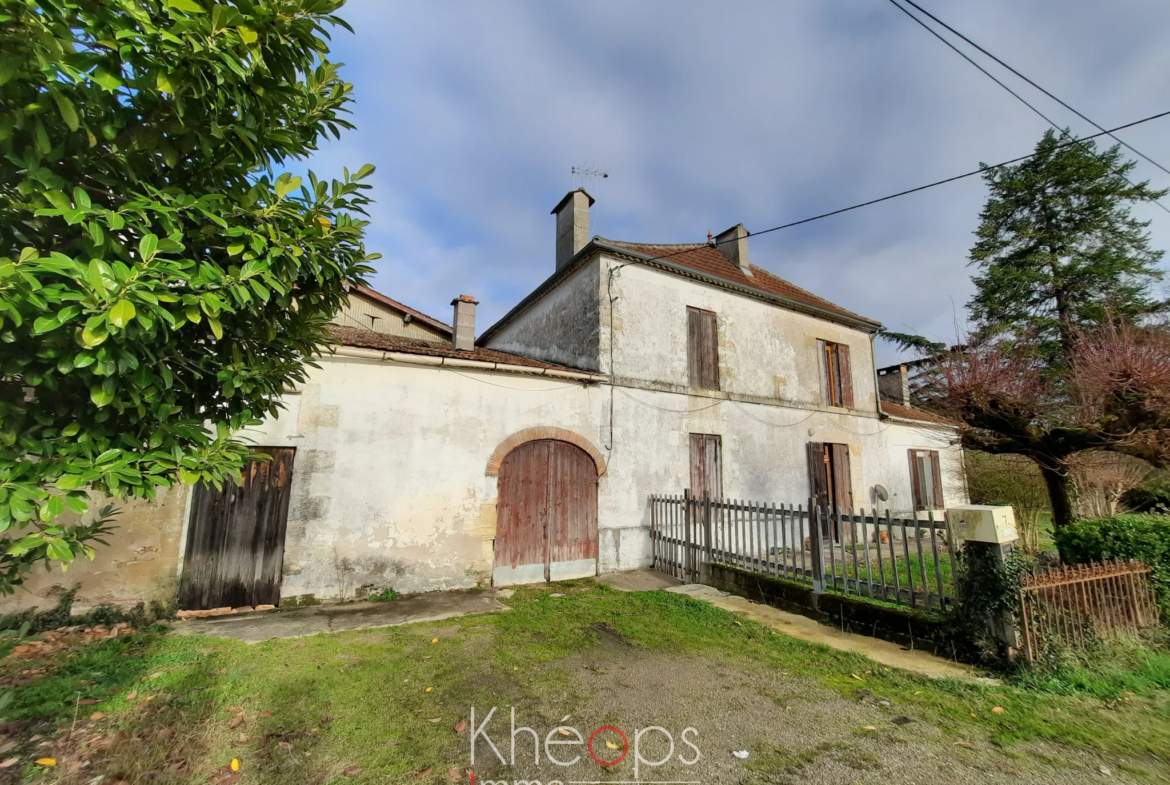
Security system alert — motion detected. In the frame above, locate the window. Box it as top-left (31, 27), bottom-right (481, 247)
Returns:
top-left (687, 307), bottom-right (719, 390)
top-left (909, 449), bottom-right (944, 510)
top-left (807, 442), bottom-right (853, 540)
top-left (689, 434), bottom-right (723, 500)
top-left (816, 339), bottom-right (853, 408)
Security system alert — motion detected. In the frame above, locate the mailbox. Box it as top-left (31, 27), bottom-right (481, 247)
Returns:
top-left (945, 505), bottom-right (1018, 545)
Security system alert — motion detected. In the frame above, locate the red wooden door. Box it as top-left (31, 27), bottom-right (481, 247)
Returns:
top-left (494, 440), bottom-right (598, 586)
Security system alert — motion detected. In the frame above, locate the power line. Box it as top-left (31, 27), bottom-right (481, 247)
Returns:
top-left (886, 0), bottom-right (1170, 215)
top-left (897, 0), bottom-right (1170, 179)
top-left (635, 106), bottom-right (1170, 268)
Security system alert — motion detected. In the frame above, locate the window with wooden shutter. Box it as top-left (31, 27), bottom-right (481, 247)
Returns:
top-left (687, 307), bottom-right (719, 390)
top-left (908, 449), bottom-right (944, 510)
top-left (689, 434), bottom-right (723, 500)
top-left (816, 340), bottom-right (853, 408)
top-left (807, 441), bottom-right (853, 540)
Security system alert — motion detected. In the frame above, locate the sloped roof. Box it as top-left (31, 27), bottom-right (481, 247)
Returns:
top-left (353, 285), bottom-right (452, 336)
top-left (599, 238), bottom-right (880, 328)
top-left (882, 402), bottom-right (961, 428)
top-left (326, 325), bottom-right (592, 373)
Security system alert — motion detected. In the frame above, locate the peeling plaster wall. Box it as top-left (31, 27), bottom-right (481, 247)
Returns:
top-left (484, 261), bottom-right (601, 372)
top-left (0, 485), bottom-right (190, 613)
top-left (601, 256), bottom-right (878, 412)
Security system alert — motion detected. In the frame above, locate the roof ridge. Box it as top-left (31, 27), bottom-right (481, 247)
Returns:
top-left (596, 237), bottom-right (708, 251)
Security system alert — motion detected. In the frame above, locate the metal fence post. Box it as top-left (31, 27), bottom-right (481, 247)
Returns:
top-left (809, 497), bottom-right (826, 594)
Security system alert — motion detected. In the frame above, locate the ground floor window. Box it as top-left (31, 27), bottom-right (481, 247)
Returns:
top-left (909, 449), bottom-right (944, 510)
top-left (689, 433), bottom-right (723, 500)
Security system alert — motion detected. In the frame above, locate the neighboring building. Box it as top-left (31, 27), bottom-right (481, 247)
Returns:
top-left (329, 284), bottom-right (452, 343)
top-left (2, 190), bottom-right (967, 612)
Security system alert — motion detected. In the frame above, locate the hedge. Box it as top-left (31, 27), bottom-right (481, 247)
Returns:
top-left (1055, 515), bottom-right (1170, 619)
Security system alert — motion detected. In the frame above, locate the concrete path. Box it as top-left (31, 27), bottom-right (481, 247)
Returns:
top-left (601, 570), bottom-right (993, 683)
top-left (169, 590), bottom-right (508, 644)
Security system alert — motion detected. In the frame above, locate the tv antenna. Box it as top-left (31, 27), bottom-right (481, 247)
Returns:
top-left (572, 165), bottom-right (609, 189)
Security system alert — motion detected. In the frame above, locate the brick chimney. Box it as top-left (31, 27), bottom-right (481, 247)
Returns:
top-left (715, 224), bottom-right (751, 276)
top-left (878, 365), bottom-right (912, 407)
top-left (551, 188), bottom-right (595, 270)
top-left (451, 295), bottom-right (478, 352)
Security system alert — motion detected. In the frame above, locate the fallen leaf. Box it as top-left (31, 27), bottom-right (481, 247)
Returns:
top-left (605, 740), bottom-right (620, 749)
top-left (862, 726), bottom-right (878, 731)
top-left (230, 759), bottom-right (240, 772)
top-left (426, 687), bottom-right (433, 693)
top-left (431, 638), bottom-right (439, 644)
top-left (557, 728), bottom-right (571, 737)
top-left (36, 757), bottom-right (57, 766)
top-left (731, 750), bottom-right (749, 759)
top-left (125, 690), bottom-right (137, 701)
top-left (278, 742), bottom-right (293, 751)
top-left (733, 621), bottom-right (742, 626)
top-left (90, 711), bottom-right (105, 721)
top-left (851, 674), bottom-right (864, 681)
top-left (237, 733), bottom-right (248, 744)
top-left (296, 642), bottom-right (305, 648)
top-left (260, 711), bottom-right (272, 718)
top-left (448, 768), bottom-right (461, 780)
top-left (149, 672), bottom-right (162, 679)
top-left (416, 766), bottom-right (433, 777)
top-left (428, 718), bottom-right (441, 723)
top-left (344, 765), bottom-right (362, 775)
top-left (230, 715), bottom-right (246, 729)
top-left (512, 667), bottom-right (518, 671)
top-left (991, 707), bottom-right (1005, 714)
top-left (0, 759), bottom-right (17, 769)
top-left (454, 719), bottom-right (466, 733)
top-left (78, 698), bottom-right (99, 705)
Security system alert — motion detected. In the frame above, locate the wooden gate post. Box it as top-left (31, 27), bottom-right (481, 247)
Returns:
top-left (683, 488), bottom-right (693, 584)
top-left (809, 497), bottom-right (826, 594)
top-left (702, 492), bottom-right (713, 583)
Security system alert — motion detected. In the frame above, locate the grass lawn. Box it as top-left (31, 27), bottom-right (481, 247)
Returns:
top-left (1, 581), bottom-right (1169, 784)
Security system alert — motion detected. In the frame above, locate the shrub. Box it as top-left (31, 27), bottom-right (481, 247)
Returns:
top-left (1055, 515), bottom-right (1170, 618)
top-left (1122, 481), bottom-right (1170, 514)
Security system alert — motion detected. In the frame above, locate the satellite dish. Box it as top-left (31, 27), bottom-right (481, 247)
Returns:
top-left (873, 484), bottom-right (889, 502)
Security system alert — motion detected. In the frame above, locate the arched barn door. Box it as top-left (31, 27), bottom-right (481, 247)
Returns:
top-left (494, 439), bottom-right (599, 586)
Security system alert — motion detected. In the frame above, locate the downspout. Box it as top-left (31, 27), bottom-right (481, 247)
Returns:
top-left (870, 333), bottom-right (886, 420)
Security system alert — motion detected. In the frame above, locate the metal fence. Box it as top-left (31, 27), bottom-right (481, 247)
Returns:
top-left (649, 492), bottom-right (956, 611)
top-left (1019, 560), bottom-right (1160, 660)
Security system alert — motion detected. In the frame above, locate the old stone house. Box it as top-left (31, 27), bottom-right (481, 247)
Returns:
top-left (2, 190), bottom-right (966, 611)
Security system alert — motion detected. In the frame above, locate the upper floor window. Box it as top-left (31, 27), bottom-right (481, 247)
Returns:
top-left (816, 339), bottom-right (853, 408)
top-left (687, 307), bottom-right (719, 390)
top-left (909, 449), bottom-right (944, 510)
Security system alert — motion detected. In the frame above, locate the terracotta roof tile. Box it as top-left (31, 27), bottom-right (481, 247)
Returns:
top-left (599, 239), bottom-right (880, 327)
top-left (882, 402), bottom-right (960, 427)
top-left (326, 325), bottom-right (592, 373)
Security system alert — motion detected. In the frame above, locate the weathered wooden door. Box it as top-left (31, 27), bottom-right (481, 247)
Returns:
top-left (807, 442), bottom-right (852, 541)
top-left (494, 440), bottom-right (598, 586)
top-left (178, 448), bottom-right (295, 610)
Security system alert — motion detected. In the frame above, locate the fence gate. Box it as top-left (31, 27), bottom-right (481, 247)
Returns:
top-left (178, 448), bottom-right (295, 610)
top-left (1019, 560), bottom-right (1159, 660)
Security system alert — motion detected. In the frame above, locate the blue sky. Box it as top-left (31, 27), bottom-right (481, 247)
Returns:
top-left (301, 0), bottom-right (1170, 365)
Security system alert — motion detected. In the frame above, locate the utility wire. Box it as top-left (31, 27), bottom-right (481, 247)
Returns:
top-left (633, 106), bottom-right (1170, 268)
top-left (886, 0), bottom-right (1170, 215)
top-left (897, 0), bottom-right (1170, 179)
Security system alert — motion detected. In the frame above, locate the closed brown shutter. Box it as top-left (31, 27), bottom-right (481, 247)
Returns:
top-left (830, 443), bottom-right (853, 511)
top-left (816, 339), bottom-right (830, 404)
top-left (837, 343), bottom-right (853, 408)
top-left (807, 441), bottom-right (829, 509)
top-left (687, 307), bottom-right (719, 390)
top-left (690, 434), bottom-right (723, 499)
top-left (929, 450), bottom-right (944, 509)
top-left (908, 450), bottom-right (923, 510)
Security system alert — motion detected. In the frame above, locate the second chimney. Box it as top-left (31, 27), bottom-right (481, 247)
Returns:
top-left (551, 188), bottom-right (595, 270)
top-left (451, 295), bottom-right (478, 352)
top-left (715, 224), bottom-right (752, 276)
top-left (878, 365), bottom-right (912, 407)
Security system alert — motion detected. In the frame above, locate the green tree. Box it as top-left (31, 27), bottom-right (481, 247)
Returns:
top-left (0, 0), bottom-right (377, 592)
top-left (968, 129), bottom-right (1166, 361)
top-left (892, 131), bottom-right (1170, 531)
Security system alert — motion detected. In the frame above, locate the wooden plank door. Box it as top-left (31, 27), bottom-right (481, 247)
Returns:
top-left (178, 448), bottom-right (295, 610)
top-left (494, 440), bottom-right (598, 586)
top-left (689, 434), bottom-right (723, 500)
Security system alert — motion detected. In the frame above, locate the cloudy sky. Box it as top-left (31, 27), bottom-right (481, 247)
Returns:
top-left (302, 0), bottom-right (1170, 365)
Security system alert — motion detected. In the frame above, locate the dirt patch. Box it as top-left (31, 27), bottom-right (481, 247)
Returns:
top-left (469, 645), bottom-right (1151, 785)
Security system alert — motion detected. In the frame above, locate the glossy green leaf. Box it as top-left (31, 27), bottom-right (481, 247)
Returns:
top-left (109, 299), bottom-right (136, 328)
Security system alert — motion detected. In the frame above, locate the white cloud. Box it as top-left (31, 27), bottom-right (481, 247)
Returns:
top-left (304, 0), bottom-right (1170, 364)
